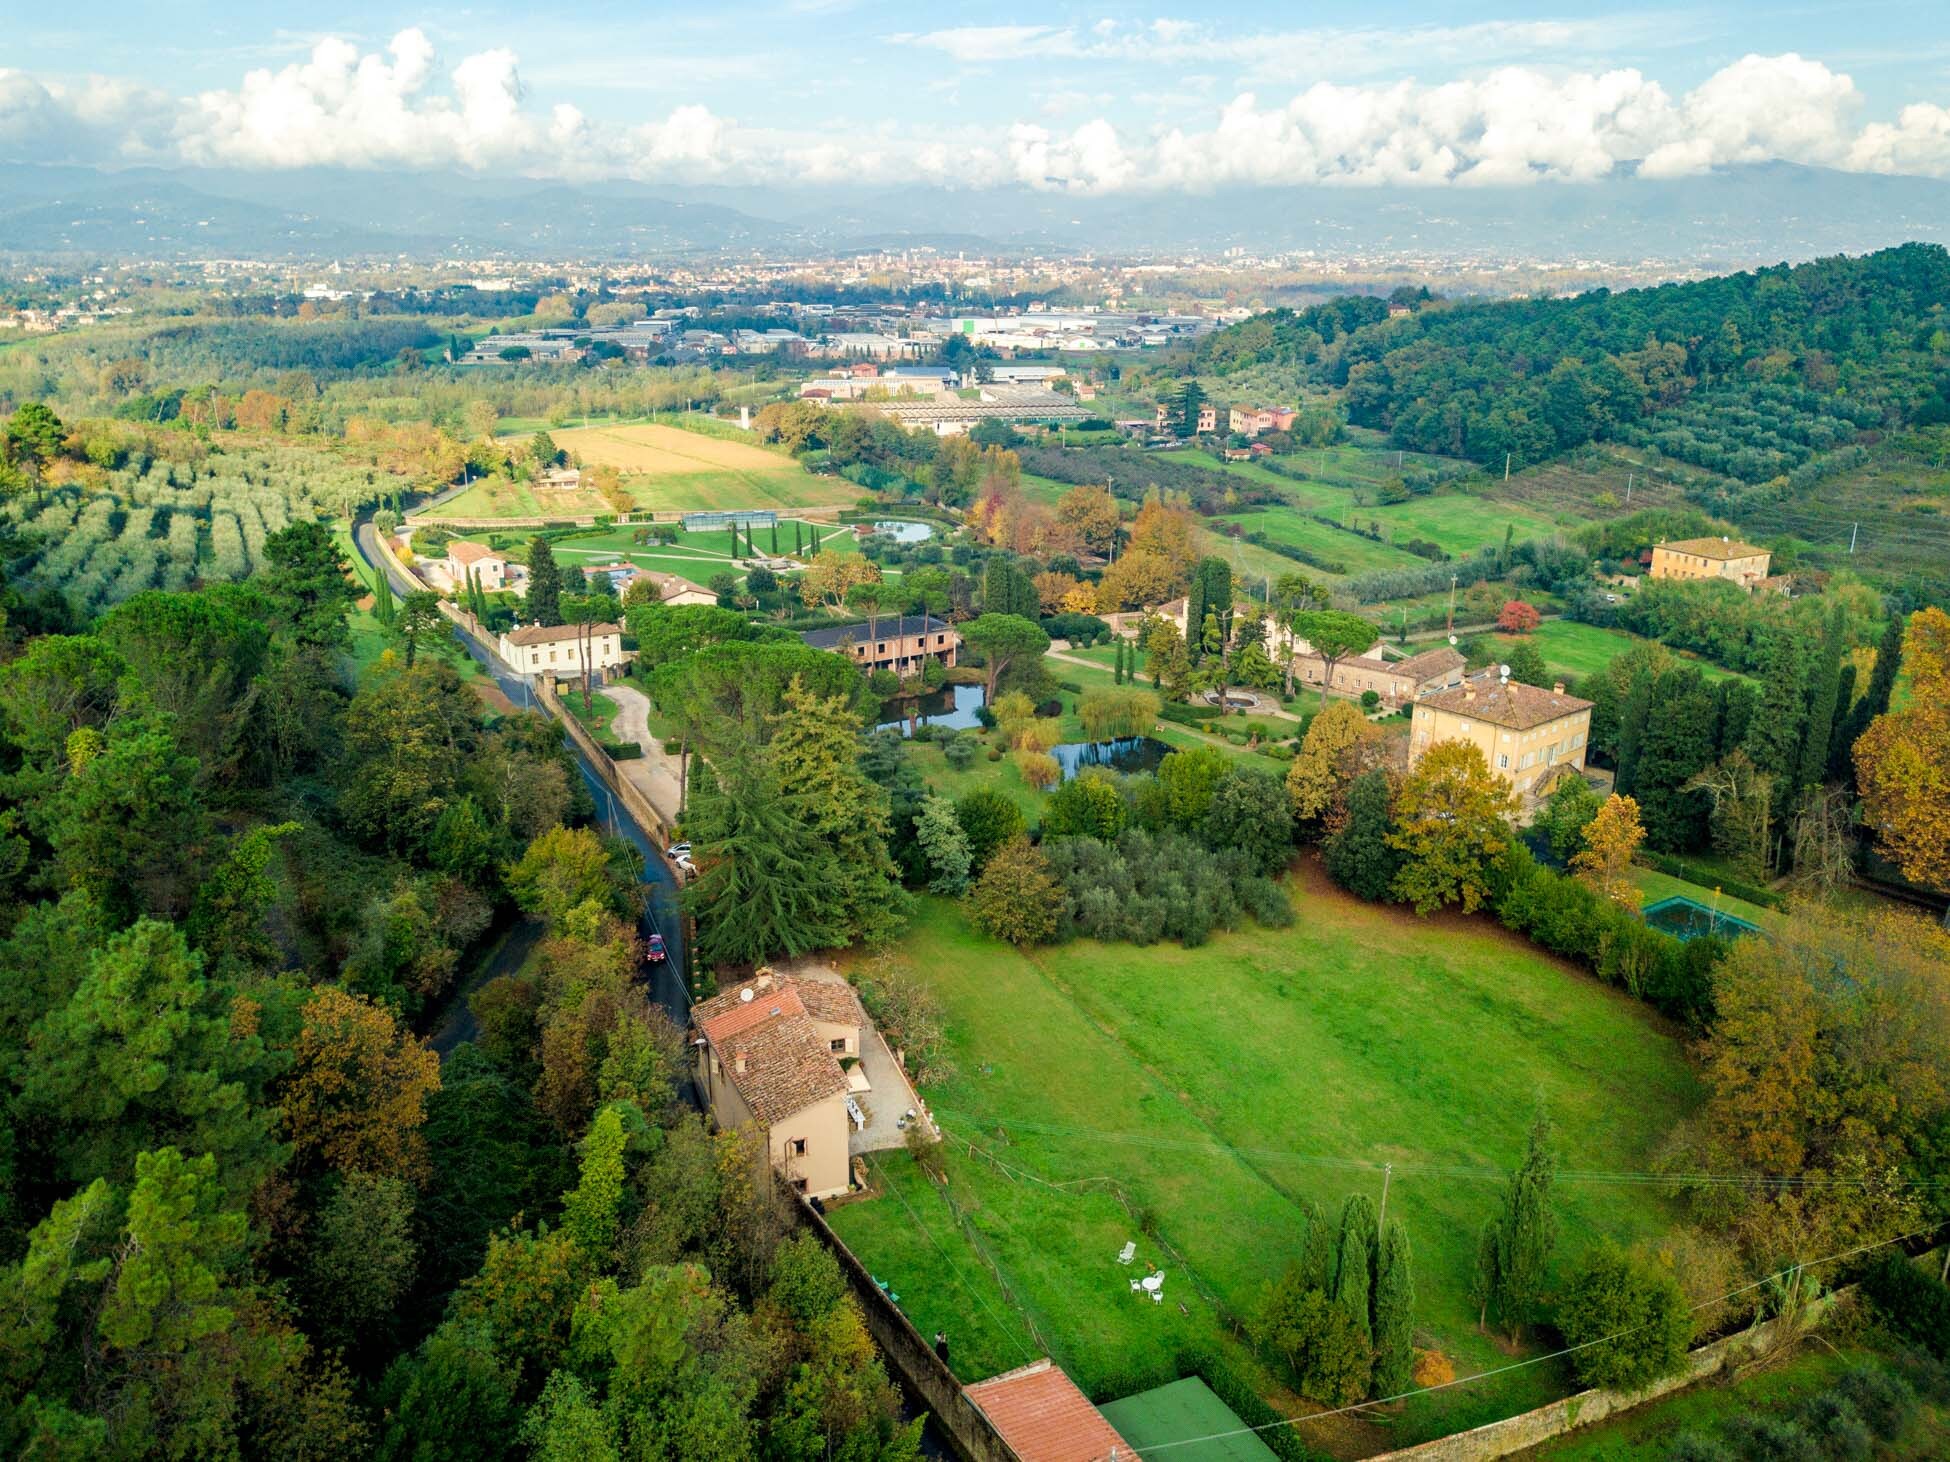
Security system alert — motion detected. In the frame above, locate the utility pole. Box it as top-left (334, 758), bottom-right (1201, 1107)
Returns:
top-left (1849, 522), bottom-right (1858, 554)
top-left (1447, 574), bottom-right (1458, 633)
top-left (1504, 452), bottom-right (1511, 482)
top-left (1625, 473), bottom-right (1633, 505)
top-left (1377, 1162), bottom-right (1393, 1228)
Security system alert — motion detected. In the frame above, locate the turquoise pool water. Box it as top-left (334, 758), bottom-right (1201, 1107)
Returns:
top-left (1642, 895), bottom-right (1761, 941)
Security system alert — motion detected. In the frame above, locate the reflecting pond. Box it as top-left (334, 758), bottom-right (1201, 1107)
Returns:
top-left (872, 683), bottom-right (987, 737)
top-left (871, 520), bottom-right (935, 543)
top-left (1050, 736), bottom-right (1171, 780)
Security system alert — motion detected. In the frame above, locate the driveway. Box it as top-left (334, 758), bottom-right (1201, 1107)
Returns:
top-left (599, 684), bottom-right (686, 828)
top-left (849, 1023), bottom-right (929, 1155)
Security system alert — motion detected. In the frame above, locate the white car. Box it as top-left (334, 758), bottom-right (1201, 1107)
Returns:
top-left (667, 842), bottom-right (692, 858)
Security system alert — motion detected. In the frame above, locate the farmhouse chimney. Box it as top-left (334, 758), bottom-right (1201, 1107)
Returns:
top-left (1463, 688), bottom-right (1476, 702)
top-left (734, 1049), bottom-right (747, 1076)
top-left (1553, 681), bottom-right (1565, 695)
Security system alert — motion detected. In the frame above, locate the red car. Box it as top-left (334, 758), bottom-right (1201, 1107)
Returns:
top-left (646, 933), bottom-right (666, 963)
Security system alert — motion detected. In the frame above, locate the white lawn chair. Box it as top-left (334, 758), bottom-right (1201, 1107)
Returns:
top-left (1116, 1241), bottom-right (1137, 1266)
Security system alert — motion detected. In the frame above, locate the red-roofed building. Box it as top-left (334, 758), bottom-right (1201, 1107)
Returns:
top-left (692, 969), bottom-right (867, 1200)
top-left (966, 1360), bottom-right (1141, 1462)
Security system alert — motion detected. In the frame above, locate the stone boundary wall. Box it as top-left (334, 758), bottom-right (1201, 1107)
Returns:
top-left (792, 1197), bottom-right (1025, 1462)
top-left (1368, 1291), bottom-right (1849, 1460)
top-left (369, 524), bottom-right (679, 857)
top-left (408, 504), bottom-right (853, 530)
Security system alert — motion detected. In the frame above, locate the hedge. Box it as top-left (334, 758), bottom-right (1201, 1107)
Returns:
top-left (603, 741), bottom-right (643, 762)
top-left (1158, 701), bottom-right (1223, 725)
top-left (1637, 852), bottom-right (1786, 910)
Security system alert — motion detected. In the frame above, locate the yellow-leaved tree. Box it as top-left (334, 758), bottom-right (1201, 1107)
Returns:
top-left (1855, 607), bottom-right (1950, 898)
top-left (1570, 793), bottom-right (1646, 909)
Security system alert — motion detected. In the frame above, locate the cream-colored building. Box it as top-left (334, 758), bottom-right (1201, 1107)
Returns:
top-left (692, 970), bottom-right (868, 1200)
top-left (443, 540), bottom-right (507, 591)
top-left (1650, 536), bottom-right (1771, 591)
top-left (498, 621), bottom-right (628, 681)
top-left (1409, 670), bottom-right (1594, 809)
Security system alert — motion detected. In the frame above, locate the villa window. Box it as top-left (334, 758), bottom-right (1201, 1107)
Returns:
top-left (830, 1038), bottom-right (847, 1053)
top-left (1498, 754), bottom-right (1509, 769)
top-left (790, 1138), bottom-right (808, 1156)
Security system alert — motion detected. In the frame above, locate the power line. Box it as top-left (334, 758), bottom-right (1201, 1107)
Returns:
top-left (1137, 1221), bottom-right (1947, 1455)
top-left (865, 1152), bottom-right (1038, 1367)
top-left (931, 1112), bottom-right (1947, 1191)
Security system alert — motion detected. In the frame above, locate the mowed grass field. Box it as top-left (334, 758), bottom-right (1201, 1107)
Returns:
top-left (551, 422), bottom-right (856, 513)
top-left (829, 876), bottom-right (1700, 1445)
top-left (439, 422), bottom-right (857, 518)
top-left (1482, 621), bottom-right (1751, 687)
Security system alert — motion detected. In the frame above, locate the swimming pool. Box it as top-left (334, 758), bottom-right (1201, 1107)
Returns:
top-left (1642, 895), bottom-right (1761, 941)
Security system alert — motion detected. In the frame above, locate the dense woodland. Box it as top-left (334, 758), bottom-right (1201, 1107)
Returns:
top-left (1197, 245), bottom-right (1950, 481)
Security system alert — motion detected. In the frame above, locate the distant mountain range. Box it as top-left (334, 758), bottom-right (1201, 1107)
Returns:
top-left (3, 161), bottom-right (1948, 267)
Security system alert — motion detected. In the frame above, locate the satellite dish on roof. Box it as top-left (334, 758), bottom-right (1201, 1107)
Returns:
top-left (739, 988), bottom-right (754, 1003)
top-left (1448, 635), bottom-right (1457, 646)
top-left (1499, 664), bottom-right (1510, 680)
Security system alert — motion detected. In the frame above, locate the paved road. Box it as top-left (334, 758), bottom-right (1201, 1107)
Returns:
top-left (429, 917), bottom-right (544, 1058)
top-left (598, 684), bottom-right (685, 827)
top-left (353, 521), bottom-right (694, 1050)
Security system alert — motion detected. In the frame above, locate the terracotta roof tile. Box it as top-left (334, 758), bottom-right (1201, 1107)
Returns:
top-left (1416, 671), bottom-right (1593, 731)
top-left (967, 1360), bottom-right (1139, 1462)
top-left (447, 541), bottom-right (502, 564)
top-left (504, 621), bottom-right (623, 646)
top-left (1660, 536), bottom-right (1768, 561)
top-left (694, 975), bottom-right (849, 1125)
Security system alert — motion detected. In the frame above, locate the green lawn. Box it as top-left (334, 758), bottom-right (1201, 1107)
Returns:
top-left (1100, 1378), bottom-right (1284, 1462)
top-left (1483, 622), bottom-right (1749, 687)
top-left (449, 520), bottom-right (878, 592)
top-left (829, 883), bottom-right (1701, 1444)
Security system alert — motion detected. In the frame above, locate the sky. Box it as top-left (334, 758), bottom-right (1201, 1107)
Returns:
top-left (5, 3), bottom-right (1950, 191)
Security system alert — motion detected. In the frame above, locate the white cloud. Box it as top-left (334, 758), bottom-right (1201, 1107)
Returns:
top-left (5, 33), bottom-right (1950, 194)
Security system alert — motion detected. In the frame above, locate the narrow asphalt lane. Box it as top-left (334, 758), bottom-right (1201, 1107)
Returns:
top-left (352, 521), bottom-right (694, 1052)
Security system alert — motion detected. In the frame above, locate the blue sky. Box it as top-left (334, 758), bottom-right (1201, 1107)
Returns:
top-left (6, 5), bottom-right (1950, 188)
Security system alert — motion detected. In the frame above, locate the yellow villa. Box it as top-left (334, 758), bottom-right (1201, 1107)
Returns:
top-left (1649, 536), bottom-right (1772, 591)
top-left (1409, 670), bottom-right (1594, 809)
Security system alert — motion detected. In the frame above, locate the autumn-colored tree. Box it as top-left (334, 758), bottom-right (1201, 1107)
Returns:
top-left (1286, 700), bottom-right (1382, 826)
top-left (966, 835), bottom-right (1064, 945)
top-left (1496, 600), bottom-right (1542, 634)
top-left (1054, 484), bottom-right (1121, 557)
top-left (1386, 741), bottom-right (1517, 913)
top-left (797, 556), bottom-right (879, 611)
top-left (281, 986), bottom-right (441, 1182)
top-left (1093, 549), bottom-right (1183, 612)
top-left (1855, 607), bottom-right (1950, 895)
top-left (1570, 794), bottom-right (1645, 909)
top-left (1125, 497), bottom-right (1199, 564)
top-left (1698, 903), bottom-right (1950, 1178)
top-left (1032, 570), bottom-right (1081, 614)
top-left (508, 824), bottom-right (634, 932)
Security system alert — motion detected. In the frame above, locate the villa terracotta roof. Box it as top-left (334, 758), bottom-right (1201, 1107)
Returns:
top-left (1660, 536), bottom-right (1768, 561)
top-left (792, 975), bottom-right (867, 1029)
top-left (1418, 672), bottom-right (1592, 731)
top-left (694, 976), bottom-right (849, 1126)
top-left (447, 540), bottom-right (502, 564)
top-left (1392, 645), bottom-right (1466, 681)
top-left (503, 621), bottom-right (623, 646)
top-left (966, 1360), bottom-right (1140, 1462)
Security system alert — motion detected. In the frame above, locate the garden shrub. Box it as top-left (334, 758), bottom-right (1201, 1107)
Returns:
top-left (1860, 1254), bottom-right (1950, 1358)
top-left (1833, 1364), bottom-right (1917, 1440)
top-left (941, 735), bottom-right (976, 771)
top-left (1556, 1244), bottom-right (1694, 1390)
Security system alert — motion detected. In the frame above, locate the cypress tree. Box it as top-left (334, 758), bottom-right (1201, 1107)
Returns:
top-left (1711, 678), bottom-right (1758, 758)
top-left (1333, 1194), bottom-right (1377, 1347)
top-left (1298, 1198), bottom-right (1332, 1292)
top-left (1794, 604), bottom-right (1846, 796)
top-left (373, 569), bottom-right (396, 626)
top-left (1614, 667), bottom-right (1655, 794)
top-left (1825, 661), bottom-right (1858, 783)
top-left (1372, 1220), bottom-right (1416, 1397)
top-left (795, 519), bottom-right (805, 555)
top-left (771, 522), bottom-right (780, 555)
top-left (1634, 668), bottom-right (1717, 852)
top-left (526, 536), bottom-right (562, 625)
top-left (1837, 611), bottom-right (1904, 786)
top-left (1479, 1105), bottom-right (1557, 1343)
